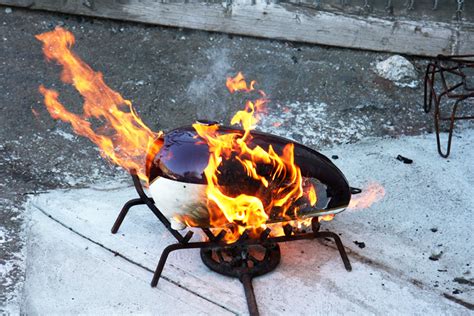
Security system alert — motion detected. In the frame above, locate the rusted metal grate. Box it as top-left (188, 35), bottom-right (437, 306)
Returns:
top-left (424, 54), bottom-right (474, 158)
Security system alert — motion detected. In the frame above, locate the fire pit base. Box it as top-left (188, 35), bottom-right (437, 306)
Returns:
top-left (201, 243), bottom-right (281, 315)
top-left (200, 243), bottom-right (281, 278)
top-left (111, 173), bottom-right (353, 316)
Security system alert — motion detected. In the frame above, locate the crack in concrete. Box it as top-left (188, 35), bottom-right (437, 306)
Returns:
top-left (31, 200), bottom-right (474, 312)
top-left (31, 204), bottom-right (239, 315)
top-left (345, 246), bottom-right (474, 311)
top-left (443, 293), bottom-right (474, 310)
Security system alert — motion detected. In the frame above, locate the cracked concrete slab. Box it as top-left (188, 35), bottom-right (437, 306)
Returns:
top-left (22, 131), bottom-right (474, 314)
top-left (24, 208), bottom-right (234, 315)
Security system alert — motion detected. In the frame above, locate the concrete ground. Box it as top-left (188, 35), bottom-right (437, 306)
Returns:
top-left (0, 4), bottom-right (473, 314)
top-left (23, 131), bottom-right (474, 314)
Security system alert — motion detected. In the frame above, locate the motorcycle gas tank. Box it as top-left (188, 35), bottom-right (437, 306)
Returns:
top-left (146, 124), bottom-right (351, 210)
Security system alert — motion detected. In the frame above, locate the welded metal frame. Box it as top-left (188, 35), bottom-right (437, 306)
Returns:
top-left (112, 173), bottom-right (353, 316)
top-left (424, 54), bottom-right (474, 158)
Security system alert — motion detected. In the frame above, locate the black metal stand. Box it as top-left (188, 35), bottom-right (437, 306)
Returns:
top-left (424, 54), bottom-right (474, 158)
top-left (112, 173), bottom-right (352, 316)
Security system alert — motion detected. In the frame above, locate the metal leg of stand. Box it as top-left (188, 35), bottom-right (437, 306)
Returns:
top-left (434, 99), bottom-right (445, 157)
top-left (111, 198), bottom-right (145, 234)
top-left (151, 243), bottom-right (187, 287)
top-left (315, 231), bottom-right (352, 271)
top-left (435, 99), bottom-right (461, 158)
top-left (241, 274), bottom-right (259, 316)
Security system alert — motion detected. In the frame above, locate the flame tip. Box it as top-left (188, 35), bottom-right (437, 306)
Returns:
top-left (36, 27), bottom-right (162, 182)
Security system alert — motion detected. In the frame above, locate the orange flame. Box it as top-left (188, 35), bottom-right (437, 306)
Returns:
top-left (226, 72), bottom-right (256, 93)
top-left (36, 27), bottom-right (161, 181)
top-left (36, 29), bottom-right (321, 242)
top-left (348, 182), bottom-right (385, 209)
top-left (267, 218), bottom-right (313, 237)
top-left (187, 73), bottom-right (308, 242)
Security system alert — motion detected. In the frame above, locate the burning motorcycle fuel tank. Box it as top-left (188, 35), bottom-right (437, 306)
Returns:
top-left (146, 123), bottom-right (352, 230)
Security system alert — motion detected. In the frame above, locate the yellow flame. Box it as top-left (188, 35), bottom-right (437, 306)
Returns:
top-left (319, 214), bottom-right (335, 222)
top-left (189, 73), bottom-right (307, 242)
top-left (308, 185), bottom-right (317, 206)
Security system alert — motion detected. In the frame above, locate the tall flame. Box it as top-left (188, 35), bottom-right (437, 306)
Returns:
top-left (36, 29), bottom-right (325, 243)
top-left (189, 73), bottom-right (305, 242)
top-left (36, 27), bottom-right (161, 181)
